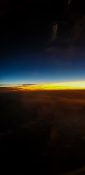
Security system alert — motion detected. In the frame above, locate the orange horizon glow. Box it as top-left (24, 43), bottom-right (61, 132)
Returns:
top-left (1, 81), bottom-right (85, 91)
top-left (19, 81), bottom-right (85, 90)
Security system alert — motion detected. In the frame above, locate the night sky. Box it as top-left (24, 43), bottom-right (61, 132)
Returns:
top-left (0, 0), bottom-right (85, 85)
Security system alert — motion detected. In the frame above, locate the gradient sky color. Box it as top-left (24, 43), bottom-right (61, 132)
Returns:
top-left (0, 1), bottom-right (85, 85)
top-left (0, 50), bottom-right (85, 85)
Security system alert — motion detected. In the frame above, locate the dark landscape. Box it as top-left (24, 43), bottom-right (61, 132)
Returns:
top-left (0, 88), bottom-right (85, 174)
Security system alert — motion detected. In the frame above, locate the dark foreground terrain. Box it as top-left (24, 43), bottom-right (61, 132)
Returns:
top-left (0, 88), bottom-right (85, 174)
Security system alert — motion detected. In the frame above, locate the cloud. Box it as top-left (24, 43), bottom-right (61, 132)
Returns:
top-left (50, 23), bottom-right (58, 42)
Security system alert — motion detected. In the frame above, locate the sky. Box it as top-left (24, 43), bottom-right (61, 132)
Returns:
top-left (0, 0), bottom-right (85, 85)
top-left (0, 51), bottom-right (85, 85)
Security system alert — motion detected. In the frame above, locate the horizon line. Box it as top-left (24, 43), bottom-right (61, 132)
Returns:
top-left (0, 80), bottom-right (85, 90)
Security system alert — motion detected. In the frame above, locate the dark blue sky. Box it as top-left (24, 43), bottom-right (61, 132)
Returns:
top-left (0, 49), bottom-right (85, 84)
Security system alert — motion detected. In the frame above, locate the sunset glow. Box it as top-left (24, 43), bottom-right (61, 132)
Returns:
top-left (15, 81), bottom-right (85, 91)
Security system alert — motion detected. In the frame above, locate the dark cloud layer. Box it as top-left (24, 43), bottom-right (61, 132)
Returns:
top-left (0, 89), bottom-right (85, 174)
